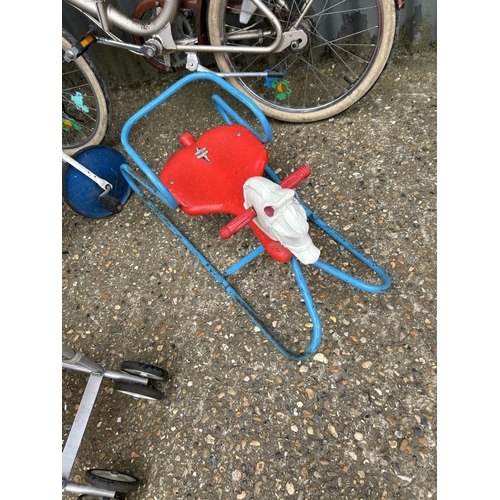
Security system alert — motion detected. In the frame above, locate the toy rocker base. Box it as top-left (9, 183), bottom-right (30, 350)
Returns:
top-left (119, 73), bottom-right (390, 362)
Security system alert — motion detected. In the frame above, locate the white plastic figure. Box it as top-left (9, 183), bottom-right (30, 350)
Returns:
top-left (243, 176), bottom-right (321, 265)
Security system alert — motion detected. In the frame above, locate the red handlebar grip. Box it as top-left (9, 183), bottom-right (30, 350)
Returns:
top-left (279, 165), bottom-right (311, 189)
top-left (219, 207), bottom-right (257, 239)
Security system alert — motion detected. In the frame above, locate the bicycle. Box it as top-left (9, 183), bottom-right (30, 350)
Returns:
top-left (62, 0), bottom-right (404, 154)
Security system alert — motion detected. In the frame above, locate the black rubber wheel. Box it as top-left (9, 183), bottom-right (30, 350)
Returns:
top-left (84, 469), bottom-right (140, 493)
top-left (114, 381), bottom-right (164, 401)
top-left (77, 495), bottom-right (110, 500)
top-left (121, 361), bottom-right (169, 381)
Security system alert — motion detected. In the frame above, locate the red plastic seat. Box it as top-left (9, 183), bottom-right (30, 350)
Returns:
top-left (159, 124), bottom-right (293, 262)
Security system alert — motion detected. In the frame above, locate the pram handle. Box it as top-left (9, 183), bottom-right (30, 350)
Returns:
top-left (219, 165), bottom-right (311, 239)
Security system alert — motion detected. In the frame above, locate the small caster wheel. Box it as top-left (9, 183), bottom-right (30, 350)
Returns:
top-left (114, 381), bottom-right (164, 401)
top-left (84, 469), bottom-right (140, 493)
top-left (120, 361), bottom-right (169, 381)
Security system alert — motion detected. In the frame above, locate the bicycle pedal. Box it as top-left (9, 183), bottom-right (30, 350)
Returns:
top-left (99, 193), bottom-right (123, 214)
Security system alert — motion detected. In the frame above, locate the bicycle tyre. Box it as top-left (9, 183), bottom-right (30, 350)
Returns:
top-left (207, 0), bottom-right (397, 122)
top-left (84, 469), bottom-right (140, 493)
top-left (62, 29), bottom-right (112, 155)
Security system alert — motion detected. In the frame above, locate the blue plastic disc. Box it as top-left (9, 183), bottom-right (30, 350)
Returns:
top-left (63, 145), bottom-right (131, 218)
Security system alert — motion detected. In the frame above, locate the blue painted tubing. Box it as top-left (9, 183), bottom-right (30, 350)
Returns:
top-left (223, 257), bottom-right (322, 361)
top-left (120, 162), bottom-right (174, 208)
top-left (211, 94), bottom-right (271, 144)
top-left (224, 246), bottom-right (266, 277)
top-left (119, 164), bottom-right (322, 361)
top-left (309, 211), bottom-right (391, 293)
top-left (121, 125), bottom-right (178, 211)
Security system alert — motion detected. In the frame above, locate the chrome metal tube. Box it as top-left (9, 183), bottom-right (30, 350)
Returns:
top-left (62, 362), bottom-right (149, 385)
top-left (208, 0), bottom-right (283, 54)
top-left (64, 0), bottom-right (180, 36)
top-left (63, 481), bottom-right (116, 497)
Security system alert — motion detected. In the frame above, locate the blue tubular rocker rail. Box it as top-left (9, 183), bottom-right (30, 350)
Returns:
top-left (264, 167), bottom-right (391, 294)
top-left (119, 72), bottom-right (390, 362)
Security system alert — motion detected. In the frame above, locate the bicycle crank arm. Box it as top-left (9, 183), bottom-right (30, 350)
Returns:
top-left (62, 151), bottom-right (112, 192)
top-left (94, 36), bottom-right (155, 57)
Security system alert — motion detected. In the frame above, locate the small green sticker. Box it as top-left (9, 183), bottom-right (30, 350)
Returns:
top-left (62, 117), bottom-right (83, 132)
top-left (271, 79), bottom-right (292, 100)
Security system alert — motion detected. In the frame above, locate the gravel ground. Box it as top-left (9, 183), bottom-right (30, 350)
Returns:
top-left (62, 40), bottom-right (437, 500)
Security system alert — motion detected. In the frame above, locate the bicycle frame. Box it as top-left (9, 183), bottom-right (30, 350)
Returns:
top-left (63, 0), bottom-right (306, 57)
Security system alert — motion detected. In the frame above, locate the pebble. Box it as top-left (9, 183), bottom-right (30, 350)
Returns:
top-left (255, 461), bottom-right (265, 475)
top-left (254, 481), bottom-right (263, 495)
top-left (313, 353), bottom-right (328, 363)
top-left (305, 388), bottom-right (315, 399)
top-left (328, 424), bottom-right (338, 437)
top-left (400, 439), bottom-right (413, 454)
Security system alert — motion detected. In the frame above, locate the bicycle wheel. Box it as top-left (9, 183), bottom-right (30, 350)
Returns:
top-left (62, 29), bottom-right (112, 155)
top-left (208, 0), bottom-right (397, 122)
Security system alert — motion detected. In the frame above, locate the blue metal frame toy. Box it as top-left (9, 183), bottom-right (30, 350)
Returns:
top-left (119, 73), bottom-right (390, 362)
